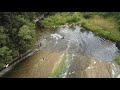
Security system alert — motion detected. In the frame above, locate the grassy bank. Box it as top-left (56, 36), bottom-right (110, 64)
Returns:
top-left (50, 52), bottom-right (71, 78)
top-left (81, 14), bottom-right (120, 42)
top-left (42, 12), bottom-right (120, 42)
top-left (114, 53), bottom-right (120, 65)
top-left (42, 12), bottom-right (81, 27)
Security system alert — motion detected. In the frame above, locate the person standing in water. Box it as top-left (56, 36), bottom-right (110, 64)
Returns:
top-left (42, 58), bottom-right (45, 61)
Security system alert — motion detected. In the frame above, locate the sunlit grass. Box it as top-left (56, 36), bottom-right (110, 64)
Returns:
top-left (50, 53), bottom-right (66, 77)
top-left (50, 53), bottom-right (70, 78)
top-left (81, 15), bottom-right (120, 42)
top-left (114, 54), bottom-right (120, 65)
top-left (42, 12), bottom-right (120, 42)
top-left (91, 15), bottom-right (119, 34)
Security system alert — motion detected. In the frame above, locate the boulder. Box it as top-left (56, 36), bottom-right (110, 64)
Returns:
top-left (36, 20), bottom-right (45, 29)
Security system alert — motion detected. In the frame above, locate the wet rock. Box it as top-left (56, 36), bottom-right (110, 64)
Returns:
top-left (68, 57), bottom-right (113, 78)
top-left (111, 62), bottom-right (120, 78)
top-left (78, 59), bottom-right (112, 78)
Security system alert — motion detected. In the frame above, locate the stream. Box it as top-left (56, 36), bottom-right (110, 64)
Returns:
top-left (3, 24), bottom-right (120, 78)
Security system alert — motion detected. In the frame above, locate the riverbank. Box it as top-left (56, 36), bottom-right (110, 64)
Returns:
top-left (42, 12), bottom-right (120, 42)
top-left (3, 50), bottom-right (63, 78)
top-left (81, 15), bottom-right (120, 42)
top-left (0, 46), bottom-right (42, 77)
top-left (0, 30), bottom-right (41, 74)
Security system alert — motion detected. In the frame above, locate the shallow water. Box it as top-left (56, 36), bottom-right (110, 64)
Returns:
top-left (4, 25), bottom-right (119, 78)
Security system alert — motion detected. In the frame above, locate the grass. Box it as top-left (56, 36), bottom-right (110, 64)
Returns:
top-left (42, 12), bottom-right (81, 27)
top-left (81, 15), bottom-right (120, 42)
top-left (42, 12), bottom-right (120, 42)
top-left (114, 54), bottom-right (120, 65)
top-left (91, 16), bottom-right (118, 33)
top-left (50, 53), bottom-right (70, 77)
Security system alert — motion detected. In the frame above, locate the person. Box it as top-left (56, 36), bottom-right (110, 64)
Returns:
top-left (5, 64), bottom-right (9, 68)
top-left (39, 43), bottom-right (42, 47)
top-left (42, 58), bottom-right (45, 61)
top-left (62, 36), bottom-right (64, 39)
top-left (37, 42), bottom-right (41, 48)
top-left (20, 54), bottom-right (22, 57)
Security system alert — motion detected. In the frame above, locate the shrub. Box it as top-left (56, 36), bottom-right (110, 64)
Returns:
top-left (0, 46), bottom-right (13, 65)
top-left (83, 13), bottom-right (93, 19)
top-left (42, 12), bottom-right (81, 26)
top-left (114, 54), bottom-right (120, 65)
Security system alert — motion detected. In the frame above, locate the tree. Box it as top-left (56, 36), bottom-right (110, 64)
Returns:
top-left (18, 25), bottom-right (36, 53)
top-left (0, 26), bottom-right (7, 47)
top-left (0, 12), bottom-right (41, 69)
top-left (0, 46), bottom-right (12, 65)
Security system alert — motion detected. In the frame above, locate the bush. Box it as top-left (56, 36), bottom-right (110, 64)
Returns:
top-left (83, 13), bottom-right (93, 19)
top-left (0, 63), bottom-right (5, 69)
top-left (42, 12), bottom-right (81, 26)
top-left (0, 46), bottom-right (13, 65)
top-left (0, 26), bottom-right (8, 47)
top-left (114, 54), bottom-right (120, 65)
top-left (18, 25), bottom-right (36, 53)
top-left (66, 13), bottom-right (81, 23)
top-left (19, 25), bottom-right (32, 40)
top-left (0, 12), bottom-right (39, 70)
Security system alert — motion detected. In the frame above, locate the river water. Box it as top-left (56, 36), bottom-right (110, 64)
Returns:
top-left (3, 25), bottom-right (120, 78)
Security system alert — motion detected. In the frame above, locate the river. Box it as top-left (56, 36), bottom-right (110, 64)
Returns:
top-left (3, 24), bottom-right (120, 78)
